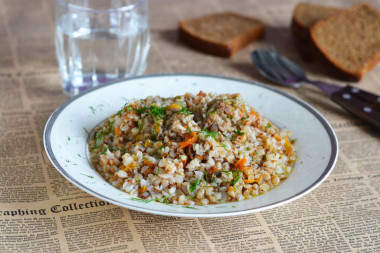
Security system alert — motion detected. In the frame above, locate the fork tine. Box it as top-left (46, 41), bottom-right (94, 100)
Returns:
top-left (268, 48), bottom-right (306, 80)
top-left (262, 48), bottom-right (295, 80)
top-left (254, 50), bottom-right (287, 83)
top-left (251, 51), bottom-right (282, 82)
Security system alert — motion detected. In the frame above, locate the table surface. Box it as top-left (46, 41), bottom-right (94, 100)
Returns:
top-left (0, 0), bottom-right (379, 252)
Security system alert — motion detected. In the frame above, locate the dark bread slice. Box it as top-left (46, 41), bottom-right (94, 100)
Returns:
top-left (291, 3), bottom-right (341, 61)
top-left (179, 12), bottom-right (265, 57)
top-left (310, 3), bottom-right (380, 81)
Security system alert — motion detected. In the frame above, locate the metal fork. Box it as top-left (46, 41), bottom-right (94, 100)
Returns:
top-left (251, 47), bottom-right (380, 130)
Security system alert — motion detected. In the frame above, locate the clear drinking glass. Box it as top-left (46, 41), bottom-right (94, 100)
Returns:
top-left (55, 0), bottom-right (150, 96)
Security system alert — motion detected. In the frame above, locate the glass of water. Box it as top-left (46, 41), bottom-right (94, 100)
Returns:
top-left (55, 0), bottom-right (150, 96)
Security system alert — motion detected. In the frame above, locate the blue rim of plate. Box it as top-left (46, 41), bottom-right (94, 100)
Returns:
top-left (43, 73), bottom-right (339, 217)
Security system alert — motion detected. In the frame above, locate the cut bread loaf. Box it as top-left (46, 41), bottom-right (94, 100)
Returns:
top-left (179, 12), bottom-right (265, 57)
top-left (291, 3), bottom-right (341, 61)
top-left (310, 3), bottom-right (380, 81)
top-left (292, 3), bottom-right (341, 42)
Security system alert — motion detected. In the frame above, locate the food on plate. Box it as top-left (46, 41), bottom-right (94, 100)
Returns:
top-left (179, 12), bottom-right (264, 57)
top-left (88, 92), bottom-right (296, 206)
top-left (310, 3), bottom-right (380, 81)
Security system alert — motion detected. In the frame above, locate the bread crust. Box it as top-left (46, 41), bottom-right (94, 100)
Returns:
top-left (291, 3), bottom-right (341, 62)
top-left (310, 3), bottom-right (380, 82)
top-left (179, 12), bottom-right (265, 57)
top-left (291, 3), bottom-right (312, 43)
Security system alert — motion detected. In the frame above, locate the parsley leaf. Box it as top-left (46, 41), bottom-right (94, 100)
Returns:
top-left (135, 107), bottom-right (147, 114)
top-left (94, 130), bottom-right (104, 147)
top-left (217, 142), bottom-right (227, 150)
top-left (232, 170), bottom-right (241, 186)
top-left (233, 129), bottom-right (245, 136)
top-left (189, 177), bottom-right (202, 193)
top-left (177, 106), bottom-right (192, 116)
top-left (200, 128), bottom-right (218, 140)
top-left (137, 119), bottom-right (142, 132)
top-left (149, 105), bottom-right (166, 119)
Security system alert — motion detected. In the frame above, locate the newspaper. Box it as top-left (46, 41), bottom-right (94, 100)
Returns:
top-left (1, 0), bottom-right (379, 252)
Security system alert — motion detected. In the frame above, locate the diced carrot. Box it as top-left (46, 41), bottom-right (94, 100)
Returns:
top-left (143, 167), bottom-right (153, 176)
top-left (195, 155), bottom-right (203, 160)
top-left (144, 161), bottom-right (154, 166)
top-left (284, 136), bottom-right (293, 156)
top-left (208, 167), bottom-right (218, 174)
top-left (182, 156), bottom-right (187, 167)
top-left (244, 175), bottom-right (262, 184)
top-left (138, 186), bottom-right (147, 193)
top-left (179, 132), bottom-right (198, 148)
top-left (237, 134), bottom-right (246, 142)
top-left (153, 122), bottom-right (161, 133)
top-left (235, 157), bottom-right (247, 169)
top-left (115, 125), bottom-right (121, 135)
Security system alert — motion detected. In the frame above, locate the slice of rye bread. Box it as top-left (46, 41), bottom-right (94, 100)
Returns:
top-left (310, 3), bottom-right (380, 81)
top-left (291, 3), bottom-right (341, 42)
top-left (179, 12), bottom-right (265, 57)
top-left (291, 3), bottom-right (341, 61)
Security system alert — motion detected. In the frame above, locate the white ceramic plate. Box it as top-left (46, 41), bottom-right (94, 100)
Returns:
top-left (44, 74), bottom-right (338, 217)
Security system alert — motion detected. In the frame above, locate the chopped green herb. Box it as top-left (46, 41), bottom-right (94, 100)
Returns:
top-left (67, 136), bottom-right (70, 141)
top-left (89, 106), bottom-right (96, 114)
top-left (65, 159), bottom-right (71, 163)
top-left (149, 105), bottom-right (166, 119)
top-left (218, 142), bottom-right (228, 150)
top-left (177, 106), bottom-right (192, 116)
top-left (233, 129), bottom-right (245, 136)
top-left (83, 127), bottom-right (89, 134)
top-left (135, 107), bottom-right (147, 114)
top-left (189, 177), bottom-right (202, 193)
top-left (186, 125), bottom-right (192, 134)
top-left (130, 197), bottom-right (154, 203)
top-left (137, 119), bottom-right (142, 132)
top-left (226, 115), bottom-right (233, 119)
top-left (115, 109), bottom-right (123, 116)
top-left (108, 121), bottom-right (114, 132)
top-left (77, 154), bottom-right (81, 157)
top-left (232, 176), bottom-right (240, 186)
top-left (94, 131), bottom-right (105, 147)
top-left (245, 147), bottom-right (249, 151)
top-left (183, 206), bottom-right (197, 209)
top-left (101, 146), bottom-right (108, 154)
top-left (267, 123), bottom-right (272, 128)
top-left (232, 170), bottom-right (241, 186)
top-left (203, 171), bottom-right (211, 183)
top-left (80, 173), bottom-right (94, 179)
top-left (161, 196), bottom-right (170, 205)
top-left (222, 170), bottom-right (232, 174)
top-left (200, 128), bottom-right (218, 140)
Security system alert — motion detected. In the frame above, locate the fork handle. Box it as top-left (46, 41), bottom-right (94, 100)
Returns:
top-left (331, 86), bottom-right (380, 130)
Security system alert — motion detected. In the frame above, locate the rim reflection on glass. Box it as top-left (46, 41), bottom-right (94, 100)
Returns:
top-left (56, 0), bottom-right (148, 13)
